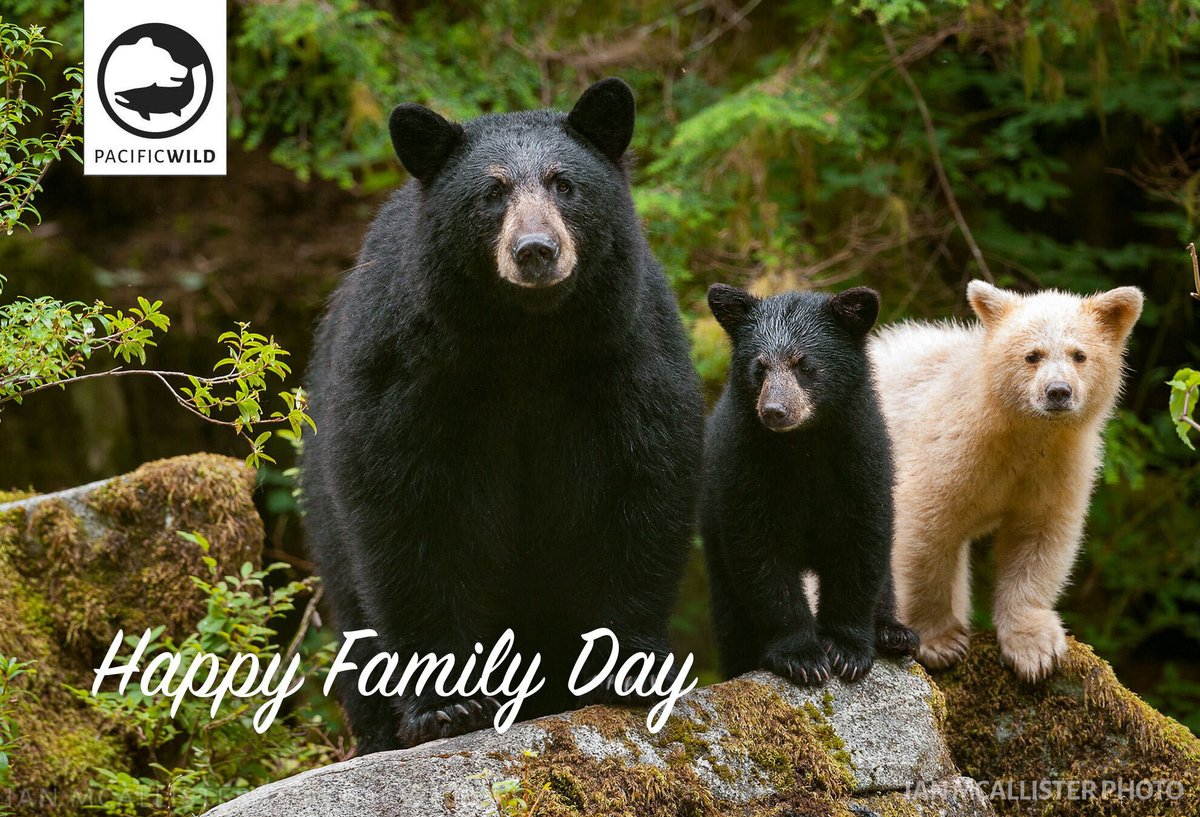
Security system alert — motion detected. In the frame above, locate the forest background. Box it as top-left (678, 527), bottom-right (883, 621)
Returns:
top-left (1, 0), bottom-right (1198, 786)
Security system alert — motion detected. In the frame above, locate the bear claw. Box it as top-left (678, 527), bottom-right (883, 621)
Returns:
top-left (398, 695), bottom-right (501, 747)
top-left (822, 638), bottom-right (874, 682)
top-left (876, 621), bottom-right (920, 657)
top-left (914, 625), bottom-right (970, 670)
top-left (763, 642), bottom-right (831, 687)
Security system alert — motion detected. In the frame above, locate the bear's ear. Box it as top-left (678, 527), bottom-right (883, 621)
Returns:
top-left (967, 280), bottom-right (1019, 329)
top-left (567, 78), bottom-right (635, 163)
top-left (829, 287), bottom-right (880, 336)
top-left (389, 103), bottom-right (464, 184)
top-left (1084, 286), bottom-right (1144, 341)
top-left (707, 283), bottom-right (758, 336)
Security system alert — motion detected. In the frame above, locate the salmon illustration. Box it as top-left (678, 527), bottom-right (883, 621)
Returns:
top-left (114, 70), bottom-right (194, 120)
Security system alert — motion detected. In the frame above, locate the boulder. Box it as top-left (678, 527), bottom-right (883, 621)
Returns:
top-left (203, 660), bottom-right (995, 817)
top-left (0, 455), bottom-right (263, 817)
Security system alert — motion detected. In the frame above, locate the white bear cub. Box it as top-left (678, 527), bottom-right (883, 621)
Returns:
top-left (871, 280), bottom-right (1143, 681)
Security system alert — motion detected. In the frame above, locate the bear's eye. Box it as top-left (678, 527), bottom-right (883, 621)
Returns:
top-left (1073, 350), bottom-right (1087, 363)
top-left (1025, 351), bottom-right (1043, 364)
top-left (554, 177), bottom-right (573, 195)
top-left (485, 182), bottom-right (505, 201)
top-left (792, 356), bottom-right (812, 375)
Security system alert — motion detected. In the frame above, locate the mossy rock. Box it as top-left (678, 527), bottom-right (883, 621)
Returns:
top-left (937, 632), bottom-right (1200, 816)
top-left (202, 661), bottom-right (975, 817)
top-left (0, 455), bottom-right (263, 817)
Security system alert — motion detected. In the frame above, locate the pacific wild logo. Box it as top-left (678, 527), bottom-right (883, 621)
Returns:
top-left (96, 22), bottom-right (213, 139)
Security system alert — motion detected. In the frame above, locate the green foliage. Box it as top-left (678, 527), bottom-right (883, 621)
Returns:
top-left (0, 17), bottom-right (81, 235)
top-left (0, 273), bottom-right (314, 468)
top-left (1169, 368), bottom-right (1200, 450)
top-left (231, 0), bottom-right (398, 189)
top-left (0, 656), bottom-right (34, 817)
top-left (77, 532), bottom-right (338, 816)
top-left (6, 0), bottom-right (1200, 767)
top-left (473, 755), bottom-right (551, 817)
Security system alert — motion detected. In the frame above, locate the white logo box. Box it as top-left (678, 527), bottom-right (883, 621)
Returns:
top-left (84, 0), bottom-right (226, 176)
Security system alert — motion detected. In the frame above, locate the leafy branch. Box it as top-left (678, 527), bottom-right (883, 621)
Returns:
top-left (1, 18), bottom-right (83, 235)
top-left (1168, 244), bottom-right (1200, 450)
top-left (0, 274), bottom-right (314, 467)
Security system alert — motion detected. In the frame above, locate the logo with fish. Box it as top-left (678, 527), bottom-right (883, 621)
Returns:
top-left (96, 23), bottom-right (213, 139)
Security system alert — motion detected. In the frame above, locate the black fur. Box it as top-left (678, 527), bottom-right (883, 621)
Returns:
top-left (302, 80), bottom-right (703, 753)
top-left (701, 286), bottom-right (917, 686)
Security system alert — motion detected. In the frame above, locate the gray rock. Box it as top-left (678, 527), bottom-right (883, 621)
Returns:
top-left (204, 659), bottom-right (994, 816)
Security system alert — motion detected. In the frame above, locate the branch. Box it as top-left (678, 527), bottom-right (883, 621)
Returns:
top-left (282, 585), bottom-right (324, 671)
top-left (1188, 242), bottom-right (1200, 301)
top-left (1180, 384), bottom-right (1200, 434)
top-left (882, 26), bottom-right (994, 283)
top-left (687, 0), bottom-right (766, 54)
top-left (6, 87), bottom-right (82, 231)
top-left (2, 366), bottom-right (295, 431)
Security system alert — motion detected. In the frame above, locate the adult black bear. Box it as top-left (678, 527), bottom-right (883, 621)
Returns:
top-left (701, 284), bottom-right (917, 685)
top-left (302, 79), bottom-right (703, 753)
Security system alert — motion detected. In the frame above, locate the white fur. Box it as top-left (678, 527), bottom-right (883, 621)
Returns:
top-left (871, 281), bottom-right (1142, 681)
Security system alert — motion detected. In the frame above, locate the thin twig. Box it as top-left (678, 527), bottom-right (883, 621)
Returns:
top-left (1187, 242), bottom-right (1200, 301)
top-left (282, 584), bottom-right (325, 669)
top-left (882, 26), bottom-right (994, 283)
top-left (687, 0), bottom-right (766, 54)
top-left (1180, 385), bottom-right (1200, 433)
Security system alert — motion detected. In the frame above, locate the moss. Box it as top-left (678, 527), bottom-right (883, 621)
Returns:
top-left (651, 699), bottom-right (713, 766)
top-left (503, 718), bottom-right (718, 817)
top-left (11, 454), bottom-right (261, 660)
top-left (500, 677), bottom-right (861, 817)
top-left (852, 792), bottom-right (922, 816)
top-left (706, 680), bottom-right (855, 816)
top-left (937, 631), bottom-right (1200, 816)
top-left (902, 661), bottom-right (951, 735)
top-left (0, 455), bottom-right (263, 817)
top-left (441, 790), bottom-right (456, 811)
top-left (707, 679), bottom-right (854, 797)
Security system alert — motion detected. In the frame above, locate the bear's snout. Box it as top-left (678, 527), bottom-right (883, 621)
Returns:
top-left (496, 188), bottom-right (578, 293)
top-left (1045, 380), bottom-right (1073, 410)
top-left (756, 372), bottom-right (812, 432)
top-left (760, 401), bottom-right (791, 430)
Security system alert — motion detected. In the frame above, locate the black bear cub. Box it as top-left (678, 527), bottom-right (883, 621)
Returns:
top-left (701, 284), bottom-right (917, 685)
top-left (302, 79), bottom-right (703, 753)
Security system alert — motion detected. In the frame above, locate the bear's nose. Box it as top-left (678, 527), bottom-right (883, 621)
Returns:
top-left (1046, 381), bottom-right (1073, 406)
top-left (513, 234), bottom-right (560, 266)
top-left (760, 402), bottom-right (789, 426)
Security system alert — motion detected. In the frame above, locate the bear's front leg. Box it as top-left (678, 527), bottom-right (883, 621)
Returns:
top-left (814, 546), bottom-right (885, 682)
top-left (716, 534), bottom-right (830, 686)
top-left (348, 532), bottom-right (508, 748)
top-left (992, 505), bottom-right (1085, 682)
top-left (894, 511), bottom-right (973, 671)
top-left (874, 572), bottom-right (920, 657)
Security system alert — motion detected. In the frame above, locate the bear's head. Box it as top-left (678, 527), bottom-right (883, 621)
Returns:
top-left (387, 79), bottom-right (637, 312)
top-left (708, 284), bottom-right (880, 432)
top-left (967, 280), bottom-right (1144, 422)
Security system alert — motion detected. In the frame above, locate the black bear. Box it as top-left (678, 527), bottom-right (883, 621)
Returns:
top-left (301, 79), bottom-right (703, 753)
top-left (701, 284), bottom-right (917, 685)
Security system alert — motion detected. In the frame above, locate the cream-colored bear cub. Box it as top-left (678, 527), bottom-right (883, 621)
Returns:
top-left (871, 281), bottom-right (1143, 681)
